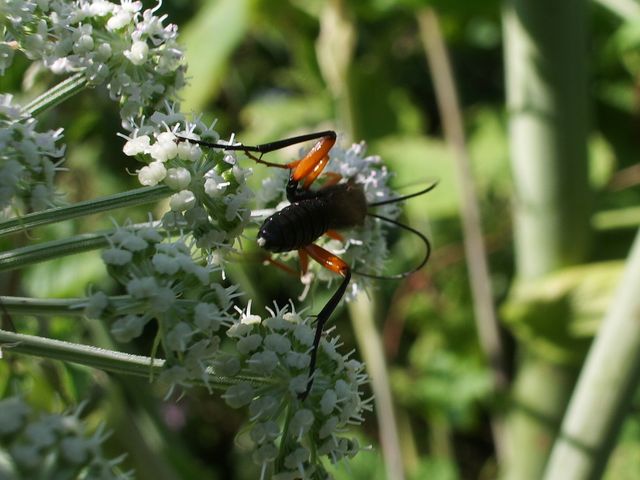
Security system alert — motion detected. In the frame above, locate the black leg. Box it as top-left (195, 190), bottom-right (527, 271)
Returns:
top-left (300, 268), bottom-right (351, 400)
top-left (176, 130), bottom-right (336, 155)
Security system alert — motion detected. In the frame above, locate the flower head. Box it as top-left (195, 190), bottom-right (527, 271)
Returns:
top-left (0, 94), bottom-right (65, 215)
top-left (2, 0), bottom-right (186, 128)
top-left (0, 396), bottom-right (132, 479)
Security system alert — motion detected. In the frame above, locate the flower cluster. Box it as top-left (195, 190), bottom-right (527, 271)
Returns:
top-left (0, 396), bottom-right (131, 479)
top-left (222, 304), bottom-right (369, 479)
top-left (1, 0), bottom-right (186, 127)
top-left (0, 94), bottom-right (65, 214)
top-left (121, 107), bottom-right (254, 257)
top-left (87, 260), bottom-right (370, 477)
top-left (84, 225), bottom-right (241, 388)
top-left (254, 139), bottom-right (401, 298)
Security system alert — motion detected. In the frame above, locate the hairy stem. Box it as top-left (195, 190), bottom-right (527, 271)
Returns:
top-left (0, 186), bottom-right (170, 237)
top-left (24, 73), bottom-right (89, 117)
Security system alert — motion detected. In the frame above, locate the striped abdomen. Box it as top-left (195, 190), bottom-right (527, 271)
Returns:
top-left (257, 182), bottom-right (367, 253)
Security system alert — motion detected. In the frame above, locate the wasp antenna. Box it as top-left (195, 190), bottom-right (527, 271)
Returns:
top-left (367, 181), bottom-right (439, 208)
top-left (354, 213), bottom-right (431, 280)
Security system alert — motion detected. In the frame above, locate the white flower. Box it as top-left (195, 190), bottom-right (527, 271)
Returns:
top-left (177, 140), bottom-right (201, 161)
top-left (0, 396), bottom-right (129, 476)
top-left (124, 40), bottom-right (148, 65)
top-left (165, 167), bottom-right (191, 190)
top-left (169, 189), bottom-right (196, 211)
top-left (123, 134), bottom-right (150, 155)
top-left (137, 160), bottom-right (166, 185)
top-left (111, 314), bottom-right (146, 342)
top-left (223, 383), bottom-right (255, 408)
top-left (101, 247), bottom-right (133, 266)
top-left (203, 169), bottom-right (230, 197)
top-left (149, 133), bottom-right (178, 162)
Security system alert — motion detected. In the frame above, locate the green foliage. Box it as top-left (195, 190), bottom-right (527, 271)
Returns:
top-left (4, 0), bottom-right (640, 478)
top-left (502, 262), bottom-right (624, 365)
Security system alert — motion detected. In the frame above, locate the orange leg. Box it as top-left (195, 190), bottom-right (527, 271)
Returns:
top-left (302, 243), bottom-right (349, 277)
top-left (302, 155), bottom-right (330, 189)
top-left (291, 136), bottom-right (336, 184)
top-left (325, 229), bottom-right (345, 243)
top-left (245, 135), bottom-right (335, 192)
top-left (321, 172), bottom-right (342, 188)
top-left (262, 254), bottom-right (298, 277)
top-left (298, 248), bottom-right (310, 276)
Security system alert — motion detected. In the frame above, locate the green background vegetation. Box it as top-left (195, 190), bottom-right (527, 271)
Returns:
top-left (3, 0), bottom-right (640, 479)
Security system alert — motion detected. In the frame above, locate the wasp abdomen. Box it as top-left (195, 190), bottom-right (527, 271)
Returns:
top-left (257, 199), bottom-right (330, 253)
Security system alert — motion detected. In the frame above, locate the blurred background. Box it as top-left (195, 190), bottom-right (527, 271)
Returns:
top-left (3, 0), bottom-right (640, 479)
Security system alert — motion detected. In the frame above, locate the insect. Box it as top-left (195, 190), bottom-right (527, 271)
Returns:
top-left (178, 131), bottom-right (435, 399)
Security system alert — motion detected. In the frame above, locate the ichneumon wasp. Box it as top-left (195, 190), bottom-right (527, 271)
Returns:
top-left (178, 130), bottom-right (435, 399)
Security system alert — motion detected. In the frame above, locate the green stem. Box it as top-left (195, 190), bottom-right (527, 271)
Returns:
top-left (0, 329), bottom-right (164, 377)
top-left (0, 329), bottom-right (261, 390)
top-left (349, 296), bottom-right (405, 480)
top-left (0, 232), bottom-right (110, 272)
top-left (0, 295), bottom-right (206, 318)
top-left (502, 0), bottom-right (591, 478)
top-left (593, 0), bottom-right (640, 19)
top-left (24, 73), bottom-right (89, 117)
top-left (0, 186), bottom-right (171, 237)
top-left (0, 296), bottom-right (87, 317)
top-left (543, 228), bottom-right (640, 480)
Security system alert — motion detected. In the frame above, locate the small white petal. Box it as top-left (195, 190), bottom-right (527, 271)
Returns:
top-left (165, 167), bottom-right (191, 190)
top-left (138, 161), bottom-right (166, 186)
top-left (123, 135), bottom-right (150, 156)
top-left (169, 189), bottom-right (196, 211)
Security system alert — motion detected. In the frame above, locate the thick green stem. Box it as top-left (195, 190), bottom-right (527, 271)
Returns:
top-left (502, 0), bottom-right (591, 478)
top-left (543, 228), bottom-right (640, 480)
top-left (24, 73), bottom-right (89, 117)
top-left (593, 0), bottom-right (640, 19)
top-left (0, 185), bottom-right (170, 237)
top-left (504, 0), bottom-right (590, 278)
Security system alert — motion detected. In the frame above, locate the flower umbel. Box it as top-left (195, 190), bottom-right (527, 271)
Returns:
top-left (0, 396), bottom-right (132, 479)
top-left (223, 305), bottom-right (370, 479)
top-left (0, 94), bottom-right (65, 214)
top-left (1, 0), bottom-right (186, 127)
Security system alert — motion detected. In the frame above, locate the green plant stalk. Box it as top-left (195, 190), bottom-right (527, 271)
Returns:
top-left (0, 185), bottom-right (171, 237)
top-left (0, 232), bottom-right (109, 272)
top-left (543, 228), bottom-right (640, 480)
top-left (0, 329), bottom-right (165, 377)
top-left (0, 295), bottom-right (217, 318)
top-left (0, 296), bottom-right (87, 316)
top-left (502, 0), bottom-right (591, 478)
top-left (349, 296), bottom-right (405, 480)
top-left (23, 72), bottom-right (89, 116)
top-left (593, 0), bottom-right (640, 19)
top-left (0, 329), bottom-right (258, 390)
top-left (504, 0), bottom-right (590, 279)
